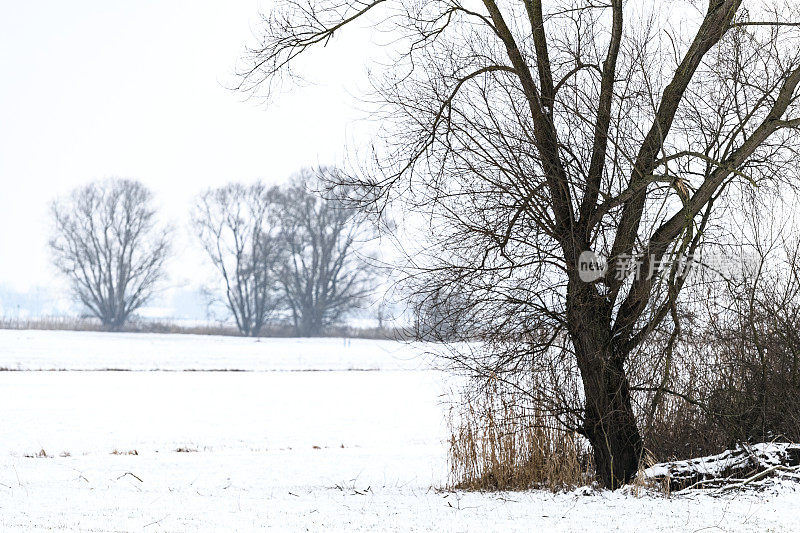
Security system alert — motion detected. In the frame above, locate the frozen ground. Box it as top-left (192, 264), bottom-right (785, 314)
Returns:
top-left (0, 330), bottom-right (799, 531)
top-left (0, 330), bottom-right (433, 371)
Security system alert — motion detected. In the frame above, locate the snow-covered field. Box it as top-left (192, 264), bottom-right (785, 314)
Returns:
top-left (1, 330), bottom-right (799, 531)
top-left (0, 330), bottom-right (433, 371)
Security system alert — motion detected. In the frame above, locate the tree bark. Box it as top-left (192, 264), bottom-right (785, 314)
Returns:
top-left (569, 281), bottom-right (643, 487)
top-left (580, 350), bottom-right (642, 488)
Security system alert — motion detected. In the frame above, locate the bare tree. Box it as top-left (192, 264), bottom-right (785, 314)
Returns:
top-left (192, 182), bottom-right (283, 337)
top-left (277, 168), bottom-right (376, 336)
top-left (50, 178), bottom-right (170, 330)
top-left (240, 1), bottom-right (800, 487)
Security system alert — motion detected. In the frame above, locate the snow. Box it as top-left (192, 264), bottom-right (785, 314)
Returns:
top-left (643, 442), bottom-right (800, 492)
top-left (0, 329), bottom-right (433, 371)
top-left (1, 329), bottom-right (799, 531)
top-left (643, 442), bottom-right (800, 481)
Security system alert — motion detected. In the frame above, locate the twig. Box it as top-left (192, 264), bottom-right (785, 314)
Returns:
top-left (117, 472), bottom-right (143, 483)
top-left (714, 465), bottom-right (800, 494)
top-left (144, 515), bottom-right (168, 528)
top-left (675, 476), bottom-right (747, 494)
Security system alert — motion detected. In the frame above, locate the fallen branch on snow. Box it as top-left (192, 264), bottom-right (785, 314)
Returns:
top-left (643, 442), bottom-right (800, 492)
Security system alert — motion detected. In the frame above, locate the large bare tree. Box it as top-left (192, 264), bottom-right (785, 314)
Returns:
top-left (50, 178), bottom-right (170, 330)
top-left (277, 168), bottom-right (376, 336)
top-left (239, 1), bottom-right (800, 487)
top-left (192, 182), bottom-right (283, 337)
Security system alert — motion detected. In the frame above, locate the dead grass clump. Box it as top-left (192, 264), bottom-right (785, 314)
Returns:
top-left (626, 450), bottom-right (672, 497)
top-left (111, 449), bottom-right (139, 455)
top-left (448, 387), bottom-right (592, 492)
top-left (24, 448), bottom-right (52, 458)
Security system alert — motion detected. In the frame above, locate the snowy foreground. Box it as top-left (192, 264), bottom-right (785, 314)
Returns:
top-left (1, 330), bottom-right (799, 531)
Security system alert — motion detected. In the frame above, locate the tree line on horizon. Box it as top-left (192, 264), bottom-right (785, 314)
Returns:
top-left (48, 168), bottom-right (377, 337)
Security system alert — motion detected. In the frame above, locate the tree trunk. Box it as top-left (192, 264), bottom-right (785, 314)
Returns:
top-left (569, 282), bottom-right (643, 488)
top-left (580, 351), bottom-right (643, 488)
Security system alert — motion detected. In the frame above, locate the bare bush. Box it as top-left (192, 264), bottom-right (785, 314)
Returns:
top-left (631, 195), bottom-right (800, 461)
top-left (689, 206), bottom-right (800, 449)
top-left (702, 245), bottom-right (800, 445)
top-left (49, 178), bottom-right (170, 330)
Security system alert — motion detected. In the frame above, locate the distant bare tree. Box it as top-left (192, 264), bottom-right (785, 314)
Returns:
top-left (277, 168), bottom-right (376, 336)
top-left (50, 178), bottom-right (170, 330)
top-left (192, 182), bottom-right (283, 337)
top-left (241, 0), bottom-right (800, 487)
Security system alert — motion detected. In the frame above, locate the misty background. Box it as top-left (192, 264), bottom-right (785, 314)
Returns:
top-left (0, 0), bottom-right (379, 321)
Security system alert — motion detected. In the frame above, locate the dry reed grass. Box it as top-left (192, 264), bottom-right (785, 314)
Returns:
top-left (448, 386), bottom-right (593, 492)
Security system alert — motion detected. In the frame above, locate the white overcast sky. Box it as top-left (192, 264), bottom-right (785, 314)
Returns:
top-left (0, 1), bottom-right (375, 293)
